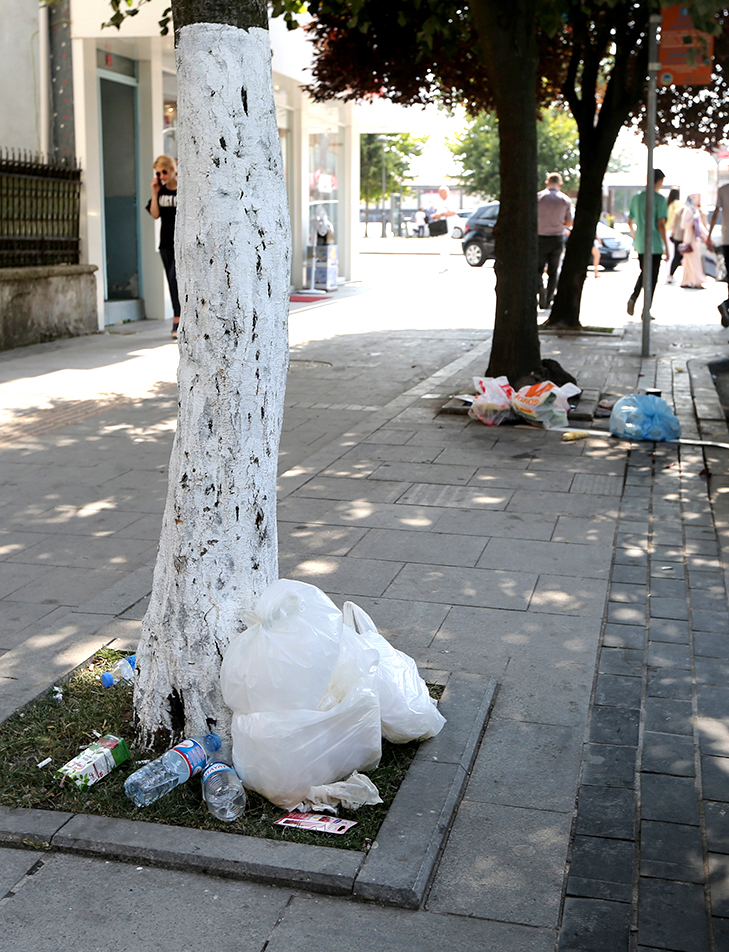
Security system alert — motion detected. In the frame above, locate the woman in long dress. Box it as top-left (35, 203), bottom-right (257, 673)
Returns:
top-left (680, 194), bottom-right (709, 289)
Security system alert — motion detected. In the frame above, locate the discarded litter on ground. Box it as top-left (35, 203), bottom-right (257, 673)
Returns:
top-left (57, 734), bottom-right (130, 790)
top-left (609, 393), bottom-right (681, 442)
top-left (275, 811), bottom-right (358, 835)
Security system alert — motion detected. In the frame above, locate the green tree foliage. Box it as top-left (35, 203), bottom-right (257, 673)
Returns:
top-left (360, 133), bottom-right (426, 205)
top-left (449, 107), bottom-right (581, 200)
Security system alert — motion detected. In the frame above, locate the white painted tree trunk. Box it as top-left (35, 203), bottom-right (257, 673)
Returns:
top-left (134, 22), bottom-right (291, 746)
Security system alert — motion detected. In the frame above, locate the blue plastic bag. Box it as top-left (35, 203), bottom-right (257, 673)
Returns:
top-left (609, 394), bottom-right (681, 442)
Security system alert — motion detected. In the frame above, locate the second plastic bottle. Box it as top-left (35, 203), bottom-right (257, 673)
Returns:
top-left (124, 733), bottom-right (221, 807)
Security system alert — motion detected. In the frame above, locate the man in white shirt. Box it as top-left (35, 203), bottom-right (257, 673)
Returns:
top-left (431, 185), bottom-right (458, 272)
top-left (537, 173), bottom-right (573, 309)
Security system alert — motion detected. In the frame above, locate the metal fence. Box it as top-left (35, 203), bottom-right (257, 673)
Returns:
top-left (0, 150), bottom-right (81, 268)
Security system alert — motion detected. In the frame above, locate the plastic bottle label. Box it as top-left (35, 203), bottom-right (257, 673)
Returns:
top-left (171, 739), bottom-right (207, 778)
top-left (202, 762), bottom-right (235, 782)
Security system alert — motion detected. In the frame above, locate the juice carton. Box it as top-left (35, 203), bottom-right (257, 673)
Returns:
top-left (56, 734), bottom-right (130, 790)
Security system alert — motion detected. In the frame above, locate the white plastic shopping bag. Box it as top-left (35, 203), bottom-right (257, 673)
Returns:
top-left (220, 578), bottom-right (344, 714)
top-left (469, 376), bottom-right (515, 426)
top-left (231, 680), bottom-right (382, 809)
top-left (343, 601), bottom-right (446, 743)
top-left (512, 380), bottom-right (581, 429)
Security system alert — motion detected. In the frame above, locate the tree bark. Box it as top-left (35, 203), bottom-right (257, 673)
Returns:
top-left (468, 0), bottom-right (542, 385)
top-left (134, 0), bottom-right (291, 746)
top-left (544, 11), bottom-right (649, 329)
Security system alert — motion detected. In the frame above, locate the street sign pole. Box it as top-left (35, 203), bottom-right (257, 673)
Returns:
top-left (642, 13), bottom-right (661, 359)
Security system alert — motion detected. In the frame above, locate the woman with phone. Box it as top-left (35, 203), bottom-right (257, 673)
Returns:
top-left (147, 155), bottom-right (179, 338)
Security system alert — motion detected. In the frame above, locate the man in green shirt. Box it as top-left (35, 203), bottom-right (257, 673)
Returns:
top-left (626, 169), bottom-right (669, 316)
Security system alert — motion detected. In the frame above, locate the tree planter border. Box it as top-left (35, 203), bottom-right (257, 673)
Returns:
top-left (0, 673), bottom-right (496, 910)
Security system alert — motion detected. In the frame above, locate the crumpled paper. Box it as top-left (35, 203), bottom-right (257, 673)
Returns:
top-left (294, 770), bottom-right (382, 814)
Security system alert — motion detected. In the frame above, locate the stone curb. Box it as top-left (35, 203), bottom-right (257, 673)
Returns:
top-left (0, 674), bottom-right (496, 908)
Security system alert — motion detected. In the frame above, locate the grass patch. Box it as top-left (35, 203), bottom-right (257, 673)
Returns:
top-left (0, 649), bottom-right (437, 852)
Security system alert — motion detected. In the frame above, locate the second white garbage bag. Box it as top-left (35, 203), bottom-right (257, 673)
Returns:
top-left (230, 679), bottom-right (382, 809)
top-left (343, 601), bottom-right (446, 743)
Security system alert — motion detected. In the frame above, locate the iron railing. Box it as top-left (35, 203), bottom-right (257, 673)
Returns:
top-left (0, 150), bottom-right (81, 268)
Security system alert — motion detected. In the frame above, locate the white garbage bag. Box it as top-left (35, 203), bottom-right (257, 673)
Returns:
top-left (342, 601), bottom-right (446, 743)
top-left (231, 680), bottom-right (382, 809)
top-left (220, 578), bottom-right (343, 714)
top-left (294, 771), bottom-right (383, 814)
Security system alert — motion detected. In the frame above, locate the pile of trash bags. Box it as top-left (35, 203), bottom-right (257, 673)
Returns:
top-left (467, 376), bottom-right (582, 429)
top-left (220, 579), bottom-right (446, 811)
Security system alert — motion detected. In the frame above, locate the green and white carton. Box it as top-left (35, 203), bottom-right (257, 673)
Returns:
top-left (56, 734), bottom-right (130, 790)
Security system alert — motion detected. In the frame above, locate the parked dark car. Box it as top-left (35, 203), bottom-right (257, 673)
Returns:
top-left (461, 203), bottom-right (498, 267)
top-left (462, 202), bottom-right (634, 270)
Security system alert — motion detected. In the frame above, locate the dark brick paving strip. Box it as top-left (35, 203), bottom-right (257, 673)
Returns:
top-left (558, 441), bottom-right (729, 952)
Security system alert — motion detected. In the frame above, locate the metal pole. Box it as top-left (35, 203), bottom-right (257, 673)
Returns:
top-left (378, 136), bottom-right (387, 238)
top-left (642, 14), bottom-right (661, 358)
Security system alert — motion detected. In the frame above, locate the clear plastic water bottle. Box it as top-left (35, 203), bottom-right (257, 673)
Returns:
top-left (202, 761), bottom-right (247, 822)
top-left (124, 733), bottom-right (221, 807)
top-left (101, 654), bottom-right (136, 688)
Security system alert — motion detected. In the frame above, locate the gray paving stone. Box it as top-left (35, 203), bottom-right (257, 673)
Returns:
top-left (348, 527), bottom-right (486, 567)
top-left (292, 476), bottom-right (408, 503)
top-left (615, 531), bottom-right (649, 551)
top-left (315, 500), bottom-right (447, 532)
top-left (571, 473), bottom-right (624, 495)
top-left (277, 554), bottom-right (402, 598)
top-left (650, 544), bottom-right (684, 563)
top-left (650, 560), bottom-right (686, 580)
top-left (602, 623), bottom-right (644, 650)
top-left (384, 563), bottom-right (537, 610)
top-left (0, 851), bottom-right (289, 952)
top-left (692, 588), bottom-right (729, 611)
top-left (705, 801), bottom-right (729, 854)
top-left (467, 718), bottom-right (584, 812)
top-left (713, 916), bottom-right (729, 952)
top-left (638, 877), bottom-right (710, 952)
top-left (646, 667), bottom-right (693, 700)
top-left (647, 641), bottom-right (692, 670)
top-left (701, 756), bottom-right (729, 803)
top-left (566, 835), bottom-right (633, 902)
top-left (266, 893), bottom-right (556, 952)
top-left (647, 616), bottom-right (690, 644)
top-left (575, 785), bottom-right (636, 840)
top-left (582, 744), bottom-right (636, 788)
top-left (594, 673), bottom-right (642, 709)
top-left (476, 537), bottom-right (611, 579)
top-left (0, 805), bottom-right (75, 849)
top-left (642, 731), bottom-right (695, 777)
top-left (433, 507), bottom-right (557, 541)
top-left (688, 568), bottom-right (727, 590)
top-left (650, 577), bottom-right (688, 599)
top-left (277, 522), bottom-right (367, 558)
top-left (695, 631), bottom-right (729, 659)
top-left (369, 461), bottom-right (478, 486)
top-left (613, 547), bottom-right (649, 568)
top-left (558, 896), bottom-right (631, 952)
top-left (489, 653), bottom-right (594, 728)
top-left (640, 774), bottom-right (700, 826)
top-left (606, 602), bottom-right (647, 626)
top-left (0, 846), bottom-right (43, 897)
top-left (589, 706), bottom-right (639, 747)
top-left (695, 657), bottom-right (729, 685)
top-left (710, 854), bottom-right (729, 920)
top-left (427, 800), bottom-right (571, 928)
top-left (507, 490), bottom-right (620, 519)
top-left (698, 684), bottom-right (729, 719)
top-left (599, 647), bottom-right (644, 677)
top-left (692, 609), bottom-right (729, 634)
top-left (608, 583), bottom-right (647, 605)
top-left (530, 574), bottom-right (608, 617)
top-left (649, 596), bottom-right (689, 621)
top-left (552, 515), bottom-right (616, 546)
top-left (399, 482), bottom-right (513, 510)
top-left (640, 820), bottom-right (704, 882)
top-left (342, 442), bottom-right (442, 463)
top-left (611, 562), bottom-right (648, 585)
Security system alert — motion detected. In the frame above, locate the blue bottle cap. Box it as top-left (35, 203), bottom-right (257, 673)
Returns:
top-left (205, 733), bottom-right (222, 751)
top-left (127, 654), bottom-right (136, 669)
top-left (101, 673), bottom-right (114, 688)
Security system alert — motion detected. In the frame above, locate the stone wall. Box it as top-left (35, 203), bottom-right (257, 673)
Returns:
top-left (0, 265), bottom-right (98, 350)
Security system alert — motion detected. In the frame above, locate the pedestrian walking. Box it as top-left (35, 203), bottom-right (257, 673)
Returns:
top-left (626, 169), bottom-right (668, 317)
top-left (430, 186), bottom-right (458, 273)
top-left (146, 155), bottom-right (179, 338)
top-left (679, 194), bottom-right (710, 290)
top-left (708, 184), bottom-right (729, 325)
top-left (665, 188), bottom-right (684, 283)
top-left (537, 173), bottom-right (573, 309)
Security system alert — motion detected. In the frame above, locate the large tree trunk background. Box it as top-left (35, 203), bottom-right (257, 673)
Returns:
top-left (469, 0), bottom-right (542, 385)
top-left (134, 1), bottom-right (291, 747)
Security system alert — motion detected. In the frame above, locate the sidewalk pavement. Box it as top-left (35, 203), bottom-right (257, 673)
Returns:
top-left (2, 256), bottom-right (729, 950)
